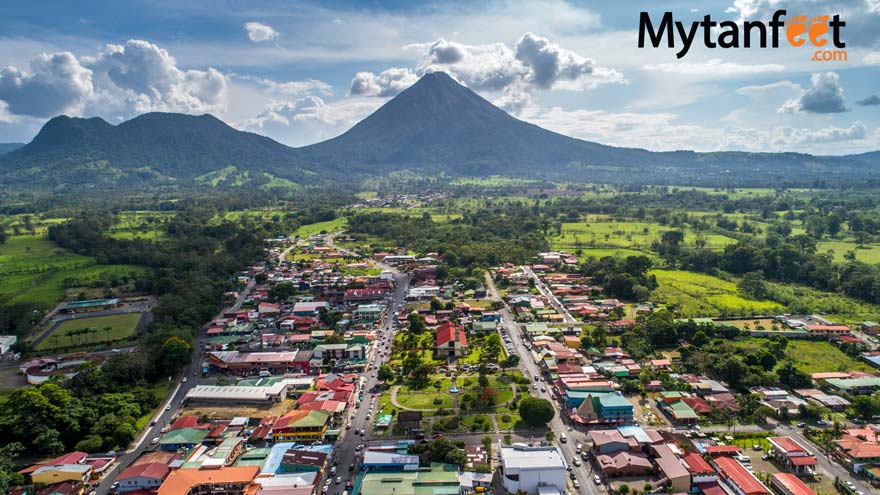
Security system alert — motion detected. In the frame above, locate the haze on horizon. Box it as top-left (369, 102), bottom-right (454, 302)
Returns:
top-left (0, 0), bottom-right (879, 155)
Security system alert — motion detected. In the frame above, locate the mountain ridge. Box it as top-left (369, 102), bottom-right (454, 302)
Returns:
top-left (0, 71), bottom-right (877, 190)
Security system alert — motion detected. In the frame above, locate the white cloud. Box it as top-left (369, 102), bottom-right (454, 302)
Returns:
top-left (348, 68), bottom-right (418, 97)
top-left (726, 0), bottom-right (879, 47)
top-left (493, 90), bottom-right (533, 115)
top-left (0, 51), bottom-right (93, 118)
top-left (244, 22), bottom-right (278, 43)
top-left (863, 52), bottom-right (880, 65)
top-left (0, 40), bottom-right (228, 121)
top-left (723, 121), bottom-right (867, 149)
top-left (0, 100), bottom-right (15, 124)
top-left (644, 58), bottom-right (785, 76)
top-left (230, 74), bottom-right (332, 96)
top-left (238, 96), bottom-right (382, 146)
top-left (408, 33), bottom-right (625, 93)
top-left (779, 71), bottom-right (849, 114)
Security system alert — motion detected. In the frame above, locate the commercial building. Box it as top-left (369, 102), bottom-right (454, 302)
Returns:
top-left (156, 466), bottom-right (258, 495)
top-left (357, 462), bottom-right (460, 495)
top-left (498, 443), bottom-right (567, 495)
top-left (114, 463), bottom-right (170, 493)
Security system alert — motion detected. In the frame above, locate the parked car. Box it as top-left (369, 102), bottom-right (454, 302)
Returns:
top-left (151, 437), bottom-right (159, 444)
top-left (593, 475), bottom-right (602, 485)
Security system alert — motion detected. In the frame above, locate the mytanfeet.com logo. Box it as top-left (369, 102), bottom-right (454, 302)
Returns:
top-left (639, 9), bottom-right (847, 62)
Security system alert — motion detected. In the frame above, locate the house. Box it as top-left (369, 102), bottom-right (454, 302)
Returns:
top-left (861, 321), bottom-right (880, 335)
top-left (354, 304), bottom-right (384, 323)
top-left (682, 452), bottom-right (717, 484)
top-left (344, 288), bottom-right (387, 304)
top-left (498, 443), bottom-right (567, 495)
top-left (767, 437), bottom-right (817, 474)
top-left (834, 427), bottom-right (880, 473)
top-left (291, 301), bottom-right (328, 317)
top-left (31, 465), bottom-right (92, 486)
top-left (805, 324), bottom-right (849, 336)
top-left (652, 444), bottom-right (691, 493)
top-left (825, 376), bottom-right (880, 395)
top-left (159, 428), bottom-right (208, 451)
top-left (156, 466), bottom-right (258, 495)
top-left (589, 430), bottom-right (635, 454)
top-left (115, 463), bottom-right (170, 493)
top-left (574, 393), bottom-right (634, 425)
top-left (595, 451), bottom-right (652, 477)
top-left (206, 350), bottom-right (311, 375)
top-left (434, 321), bottom-right (467, 358)
top-left (36, 481), bottom-right (83, 495)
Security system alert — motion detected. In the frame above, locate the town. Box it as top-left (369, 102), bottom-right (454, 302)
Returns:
top-left (5, 215), bottom-right (880, 495)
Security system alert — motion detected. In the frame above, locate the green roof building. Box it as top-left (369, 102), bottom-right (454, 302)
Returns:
top-left (358, 463), bottom-right (461, 495)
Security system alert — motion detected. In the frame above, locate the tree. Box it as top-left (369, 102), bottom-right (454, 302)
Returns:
top-left (408, 313), bottom-right (427, 334)
top-left (519, 397), bottom-right (555, 427)
top-left (738, 271), bottom-right (769, 300)
top-left (411, 364), bottom-right (433, 389)
top-left (75, 434), bottom-right (104, 453)
top-left (159, 336), bottom-right (192, 375)
top-left (269, 282), bottom-right (297, 302)
top-left (502, 354), bottom-right (520, 370)
top-left (324, 333), bottom-right (345, 345)
top-left (483, 333), bottom-right (502, 361)
top-left (377, 365), bottom-right (394, 383)
top-left (777, 361), bottom-right (811, 389)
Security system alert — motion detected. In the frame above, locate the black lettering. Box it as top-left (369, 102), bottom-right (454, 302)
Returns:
top-left (769, 9), bottom-right (786, 47)
top-left (718, 21), bottom-right (740, 48)
top-left (743, 20), bottom-right (766, 48)
top-left (639, 12), bottom-right (674, 48)
top-left (830, 15), bottom-right (846, 48)
top-left (675, 20), bottom-right (700, 58)
top-left (701, 15), bottom-right (717, 48)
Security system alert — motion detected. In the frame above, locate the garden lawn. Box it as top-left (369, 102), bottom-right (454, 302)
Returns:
top-left (395, 392), bottom-right (454, 410)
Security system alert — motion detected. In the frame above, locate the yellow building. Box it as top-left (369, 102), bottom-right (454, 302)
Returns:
top-left (270, 410), bottom-right (330, 442)
top-left (32, 465), bottom-right (92, 486)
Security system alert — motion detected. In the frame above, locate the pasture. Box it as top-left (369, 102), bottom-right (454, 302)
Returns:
top-left (650, 270), bottom-right (783, 317)
top-left (734, 338), bottom-right (874, 374)
top-left (0, 234), bottom-right (145, 310)
top-left (550, 220), bottom-right (736, 252)
top-left (38, 313), bottom-right (143, 351)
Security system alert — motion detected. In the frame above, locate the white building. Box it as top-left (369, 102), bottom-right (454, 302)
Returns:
top-left (499, 443), bottom-right (568, 495)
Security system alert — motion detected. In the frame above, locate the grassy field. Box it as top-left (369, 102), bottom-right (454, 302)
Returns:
top-left (651, 270), bottom-right (783, 317)
top-left (395, 392), bottom-right (454, 410)
top-left (38, 313), bottom-right (143, 351)
top-left (550, 220), bottom-right (736, 252)
top-left (294, 217), bottom-right (348, 237)
top-left (817, 240), bottom-right (880, 264)
top-left (734, 338), bottom-right (874, 374)
top-left (105, 210), bottom-right (174, 241)
top-left (0, 234), bottom-right (145, 310)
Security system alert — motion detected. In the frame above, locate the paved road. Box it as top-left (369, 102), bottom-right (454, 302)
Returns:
top-left (95, 277), bottom-right (256, 495)
top-left (522, 266), bottom-right (577, 324)
top-left (324, 234), bottom-right (409, 492)
top-left (486, 272), bottom-right (601, 495)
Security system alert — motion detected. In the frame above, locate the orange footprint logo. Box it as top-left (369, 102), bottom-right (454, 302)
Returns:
top-left (786, 15), bottom-right (807, 46)
top-left (808, 15), bottom-right (829, 46)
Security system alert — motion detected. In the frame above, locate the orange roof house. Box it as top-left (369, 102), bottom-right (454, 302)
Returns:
top-left (157, 467), bottom-right (258, 495)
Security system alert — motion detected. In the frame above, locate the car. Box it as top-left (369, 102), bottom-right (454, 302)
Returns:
top-left (150, 420), bottom-right (157, 426)
top-left (593, 475), bottom-right (601, 485)
top-left (165, 404), bottom-right (172, 411)
top-left (432, 433), bottom-right (443, 438)
top-left (182, 377), bottom-right (187, 382)
top-left (321, 486), bottom-right (328, 494)
top-left (324, 479), bottom-right (332, 487)
top-left (346, 423), bottom-right (352, 429)
top-left (572, 458), bottom-right (581, 467)
top-left (151, 437), bottom-right (159, 444)
top-left (330, 467), bottom-right (337, 475)
top-left (335, 477), bottom-right (342, 485)
top-left (356, 444), bottom-right (364, 451)
top-left (111, 482), bottom-right (119, 490)
top-left (816, 420), bottom-right (828, 426)
top-left (540, 387), bottom-right (546, 393)
top-left (569, 472), bottom-right (577, 480)
top-left (349, 463), bottom-right (355, 472)
top-left (796, 422), bottom-right (806, 428)
top-left (752, 445), bottom-right (762, 451)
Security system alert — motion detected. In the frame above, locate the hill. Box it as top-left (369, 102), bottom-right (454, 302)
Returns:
top-left (0, 143), bottom-right (22, 155)
top-left (0, 113), bottom-right (315, 190)
top-left (1, 71), bottom-right (878, 190)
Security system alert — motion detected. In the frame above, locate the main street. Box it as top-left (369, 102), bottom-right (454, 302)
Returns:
top-left (324, 234), bottom-right (409, 493)
top-left (522, 266), bottom-right (577, 324)
top-left (485, 271), bottom-right (601, 495)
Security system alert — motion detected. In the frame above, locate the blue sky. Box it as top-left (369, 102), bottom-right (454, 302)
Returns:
top-left (0, 0), bottom-right (878, 154)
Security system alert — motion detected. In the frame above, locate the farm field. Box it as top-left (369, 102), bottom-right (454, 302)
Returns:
top-left (650, 270), bottom-right (783, 317)
top-left (38, 313), bottom-right (143, 351)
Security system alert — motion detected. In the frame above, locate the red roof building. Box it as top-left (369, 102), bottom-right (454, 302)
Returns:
top-left (435, 321), bottom-right (467, 358)
top-left (714, 456), bottom-right (771, 495)
top-left (770, 473), bottom-right (817, 495)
